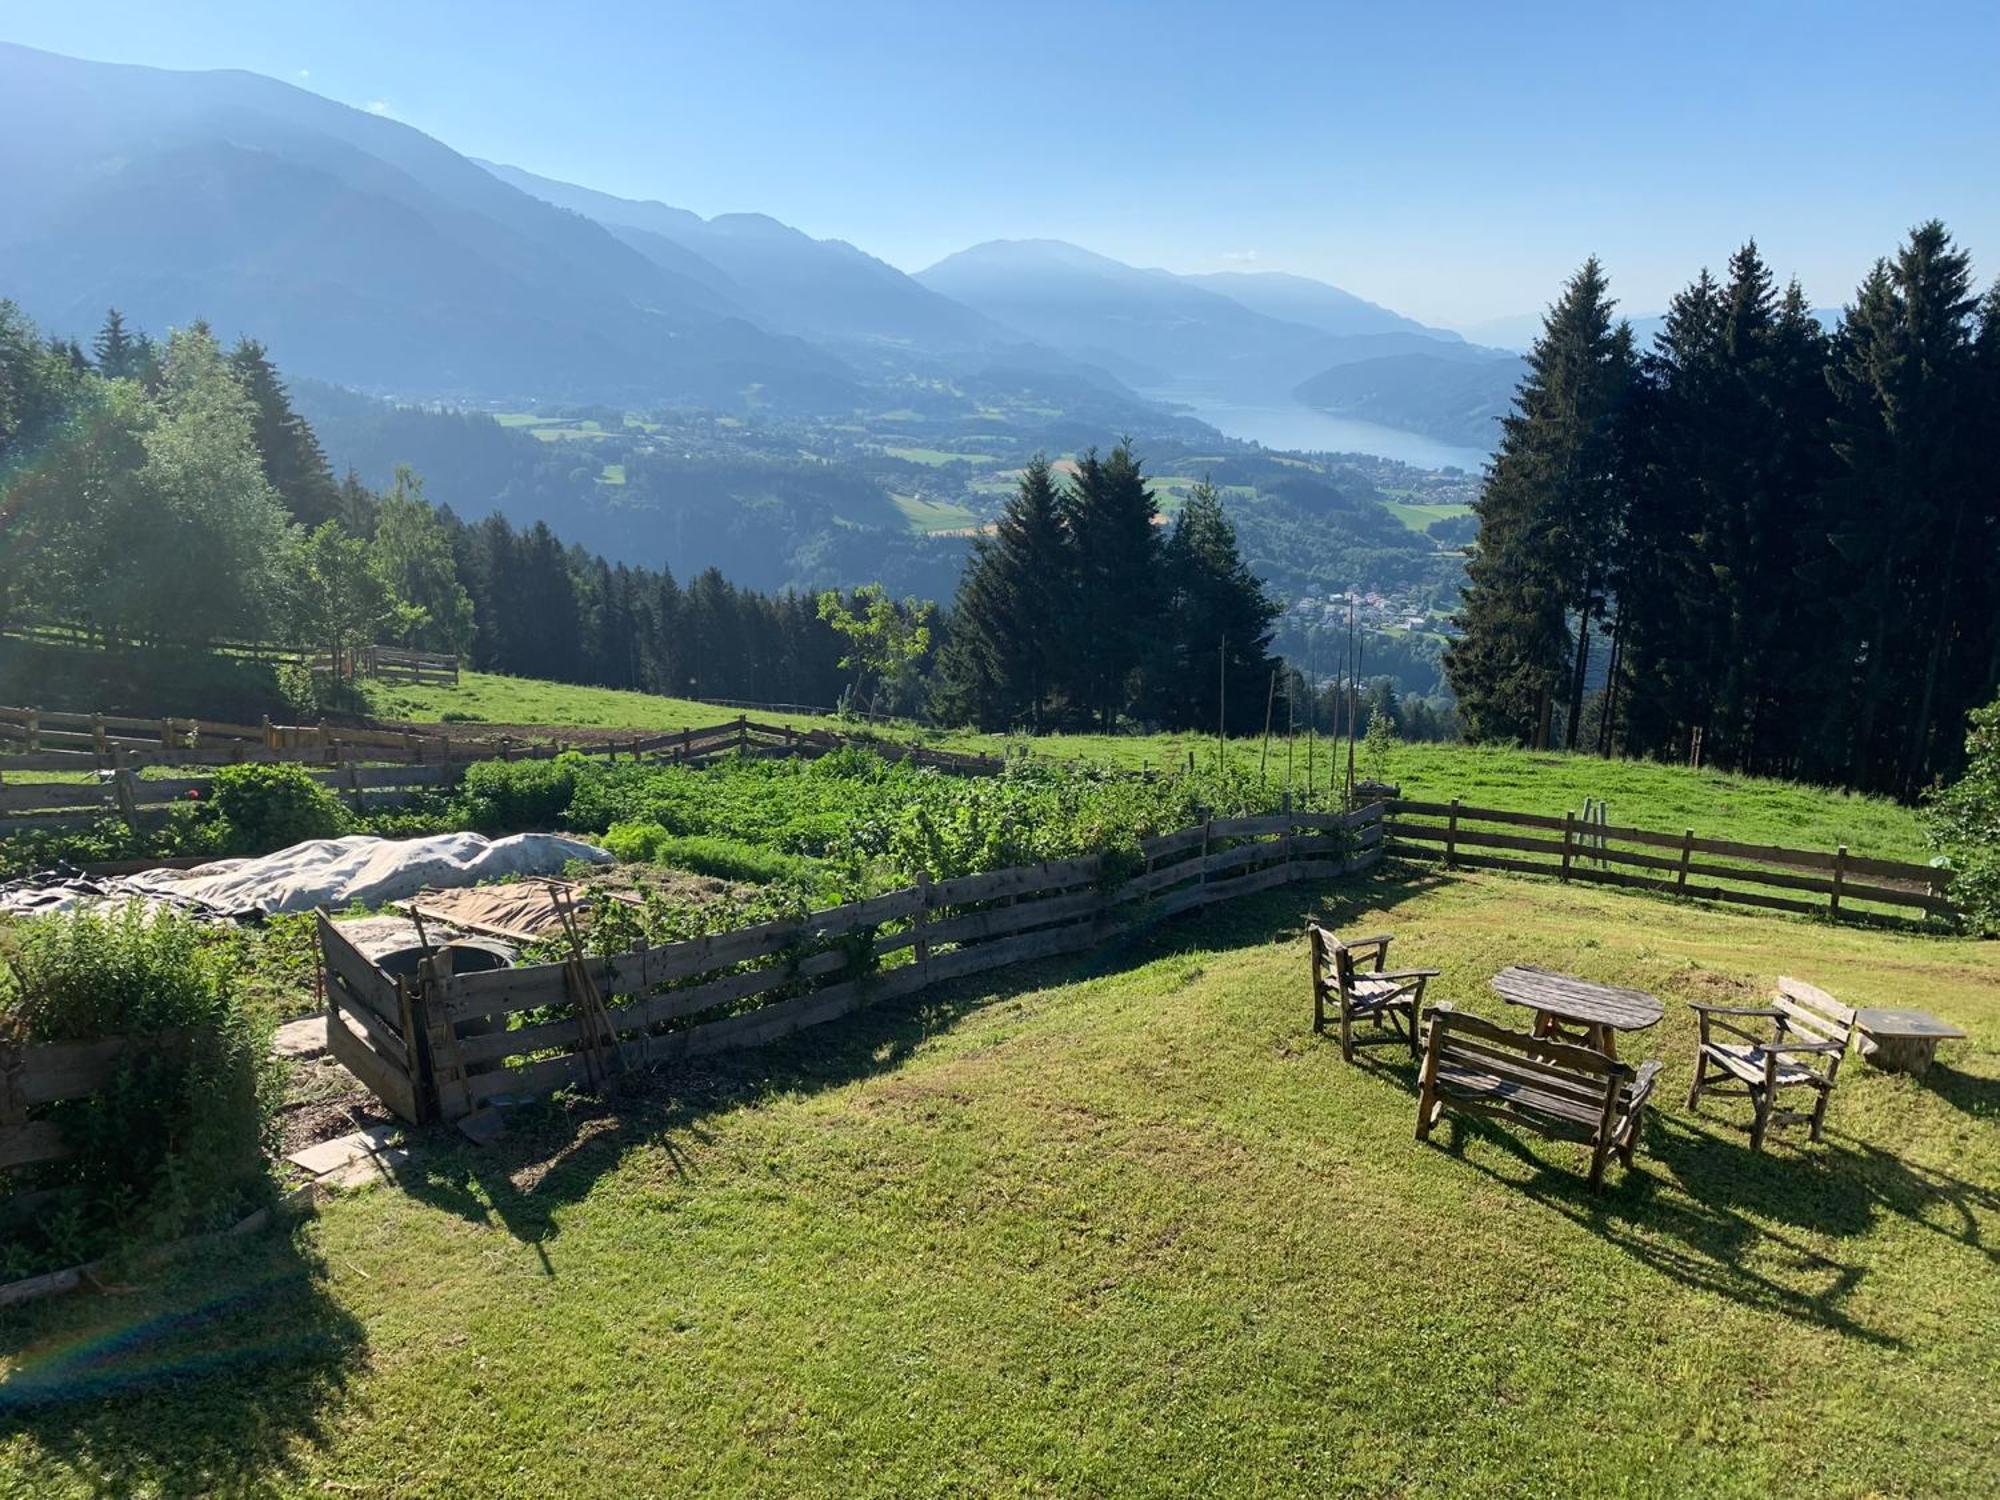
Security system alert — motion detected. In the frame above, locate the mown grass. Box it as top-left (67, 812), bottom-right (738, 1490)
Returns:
top-left (1, 868), bottom-right (1992, 1496)
top-left (362, 672), bottom-right (1932, 862)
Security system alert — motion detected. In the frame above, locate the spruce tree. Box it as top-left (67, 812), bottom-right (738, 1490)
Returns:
top-left (1822, 222), bottom-right (1982, 793)
top-left (936, 454), bottom-right (1071, 729)
top-left (1064, 441), bottom-right (1165, 731)
top-left (228, 338), bottom-right (344, 528)
top-left (1446, 258), bottom-right (1633, 746)
top-left (92, 308), bottom-right (138, 380)
top-left (1155, 478), bottom-right (1282, 733)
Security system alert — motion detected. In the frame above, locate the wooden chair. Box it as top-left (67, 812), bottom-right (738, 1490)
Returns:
top-left (1308, 926), bottom-right (1438, 1063)
top-left (1415, 1003), bottom-right (1662, 1190)
top-left (1686, 977), bottom-right (1857, 1150)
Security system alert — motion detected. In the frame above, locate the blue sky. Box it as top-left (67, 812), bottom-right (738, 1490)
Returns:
top-left (6, 1), bottom-right (1996, 332)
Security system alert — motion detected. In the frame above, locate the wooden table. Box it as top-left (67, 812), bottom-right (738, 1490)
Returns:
top-left (1853, 1007), bottom-right (1966, 1077)
top-left (1491, 965), bottom-right (1665, 1060)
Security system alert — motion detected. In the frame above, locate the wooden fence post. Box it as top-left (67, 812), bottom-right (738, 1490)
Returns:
top-left (1830, 845), bottom-right (1848, 921)
top-left (1444, 798), bottom-right (1459, 871)
top-left (91, 714), bottom-right (108, 764)
top-left (23, 709), bottom-right (37, 754)
top-left (1561, 811), bottom-right (1574, 882)
top-left (912, 870), bottom-right (933, 979)
top-left (1200, 816), bottom-right (1214, 887)
top-left (1677, 829), bottom-right (1693, 894)
top-left (110, 746), bottom-right (138, 829)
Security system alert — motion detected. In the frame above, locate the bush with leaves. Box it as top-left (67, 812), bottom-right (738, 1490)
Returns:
top-left (1925, 695), bottom-right (2000, 934)
top-left (455, 753), bottom-right (588, 832)
top-left (0, 904), bottom-right (280, 1276)
top-left (207, 760), bottom-right (350, 854)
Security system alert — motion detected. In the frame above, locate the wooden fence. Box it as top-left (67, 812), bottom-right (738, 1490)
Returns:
top-left (0, 1034), bottom-right (185, 1172)
top-left (1383, 799), bottom-right (1956, 928)
top-left (363, 645), bottom-right (459, 685)
top-left (0, 711), bottom-right (1006, 839)
top-left (318, 805), bottom-right (1388, 1123)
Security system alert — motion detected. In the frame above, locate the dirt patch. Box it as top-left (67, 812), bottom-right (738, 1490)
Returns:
top-left (275, 1053), bottom-right (395, 1156)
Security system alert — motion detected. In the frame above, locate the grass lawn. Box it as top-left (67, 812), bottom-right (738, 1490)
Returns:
top-left (357, 671), bottom-right (854, 735)
top-left (2, 869), bottom-right (1993, 1495)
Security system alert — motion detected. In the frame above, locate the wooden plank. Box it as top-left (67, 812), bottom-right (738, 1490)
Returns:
top-left (324, 1010), bottom-right (419, 1122)
top-left (9, 1038), bottom-right (138, 1105)
top-left (1205, 814), bottom-right (1297, 838)
top-left (454, 947), bottom-right (850, 1066)
top-left (327, 983), bottom-right (411, 1067)
top-left (0, 782), bottom-right (110, 812)
top-left (316, 913), bottom-right (402, 1025)
top-left (1388, 823), bottom-right (1569, 859)
top-left (0, 1120), bottom-right (70, 1171)
top-left (1392, 800), bottom-right (1569, 832)
top-left (1201, 837), bottom-right (1288, 877)
top-left (925, 918), bottom-right (1100, 985)
top-left (921, 886), bottom-right (1104, 948)
top-left (930, 854), bottom-right (1103, 908)
top-left (1140, 827), bottom-right (1210, 861)
top-left (0, 751), bottom-right (102, 772)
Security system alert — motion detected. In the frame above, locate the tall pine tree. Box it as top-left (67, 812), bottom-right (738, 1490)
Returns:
top-left (1446, 258), bottom-right (1633, 746)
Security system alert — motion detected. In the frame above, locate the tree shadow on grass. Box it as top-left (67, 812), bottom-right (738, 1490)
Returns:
top-left (394, 868), bottom-right (1449, 1252)
top-left (0, 1216), bottom-right (364, 1494)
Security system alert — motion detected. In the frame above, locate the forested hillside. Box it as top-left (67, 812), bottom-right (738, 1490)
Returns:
top-left (1447, 223), bottom-right (2000, 797)
top-left (0, 299), bottom-right (1287, 733)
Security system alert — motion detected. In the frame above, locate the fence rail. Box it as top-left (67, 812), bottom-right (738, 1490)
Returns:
top-left (0, 709), bottom-right (1006, 838)
top-left (1383, 799), bottom-right (1955, 928)
top-left (320, 805), bottom-right (1387, 1123)
top-left (0, 1034), bottom-right (187, 1172)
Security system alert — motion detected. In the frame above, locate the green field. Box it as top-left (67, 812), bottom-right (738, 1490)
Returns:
top-left (4, 869), bottom-right (1992, 1496)
top-left (889, 493), bottom-right (981, 533)
top-left (1382, 499), bottom-right (1474, 534)
top-left (883, 446), bottom-right (997, 467)
top-left (359, 672), bottom-right (1932, 862)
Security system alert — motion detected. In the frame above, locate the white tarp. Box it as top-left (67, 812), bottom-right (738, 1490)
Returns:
top-left (0, 833), bottom-right (612, 920)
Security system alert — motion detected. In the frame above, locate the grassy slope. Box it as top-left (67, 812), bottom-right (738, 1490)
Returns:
top-left (365, 672), bottom-right (1932, 862)
top-left (3, 871), bottom-right (1993, 1496)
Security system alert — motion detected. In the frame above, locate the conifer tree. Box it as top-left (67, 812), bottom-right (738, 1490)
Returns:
top-left (936, 454), bottom-right (1071, 729)
top-left (1064, 441), bottom-right (1164, 731)
top-left (1822, 222), bottom-right (1982, 792)
top-left (228, 338), bottom-right (344, 528)
top-left (91, 308), bottom-right (139, 380)
top-left (1154, 478), bottom-right (1282, 733)
top-left (1446, 258), bottom-right (1633, 745)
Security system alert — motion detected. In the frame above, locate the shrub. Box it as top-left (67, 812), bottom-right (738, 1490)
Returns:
top-left (1925, 695), bottom-right (2000, 934)
top-left (455, 753), bottom-right (587, 832)
top-left (0, 905), bottom-right (279, 1274)
top-left (208, 761), bottom-right (350, 854)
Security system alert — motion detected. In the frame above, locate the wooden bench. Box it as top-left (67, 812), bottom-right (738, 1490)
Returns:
top-left (1686, 976), bottom-right (1856, 1149)
top-left (1416, 1003), bottom-right (1662, 1190)
top-left (1308, 926), bottom-right (1437, 1063)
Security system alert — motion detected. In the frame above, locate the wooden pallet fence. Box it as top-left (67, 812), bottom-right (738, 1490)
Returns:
top-left (316, 913), bottom-right (424, 1123)
top-left (0, 1033), bottom-right (189, 1173)
top-left (1382, 799), bottom-right (1955, 927)
top-left (323, 804), bottom-right (1386, 1122)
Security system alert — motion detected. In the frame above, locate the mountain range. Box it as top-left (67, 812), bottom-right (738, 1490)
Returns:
top-left (0, 41), bottom-right (1523, 453)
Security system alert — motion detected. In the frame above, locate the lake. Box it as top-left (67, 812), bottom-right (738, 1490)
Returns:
top-left (1151, 391), bottom-right (1493, 473)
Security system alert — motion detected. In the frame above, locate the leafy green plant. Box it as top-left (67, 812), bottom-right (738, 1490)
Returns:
top-left (0, 904), bottom-right (280, 1274)
top-left (455, 753), bottom-right (588, 831)
top-left (1925, 694), bottom-right (2000, 934)
top-left (208, 760), bottom-right (350, 854)
top-left (601, 821), bottom-right (817, 886)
